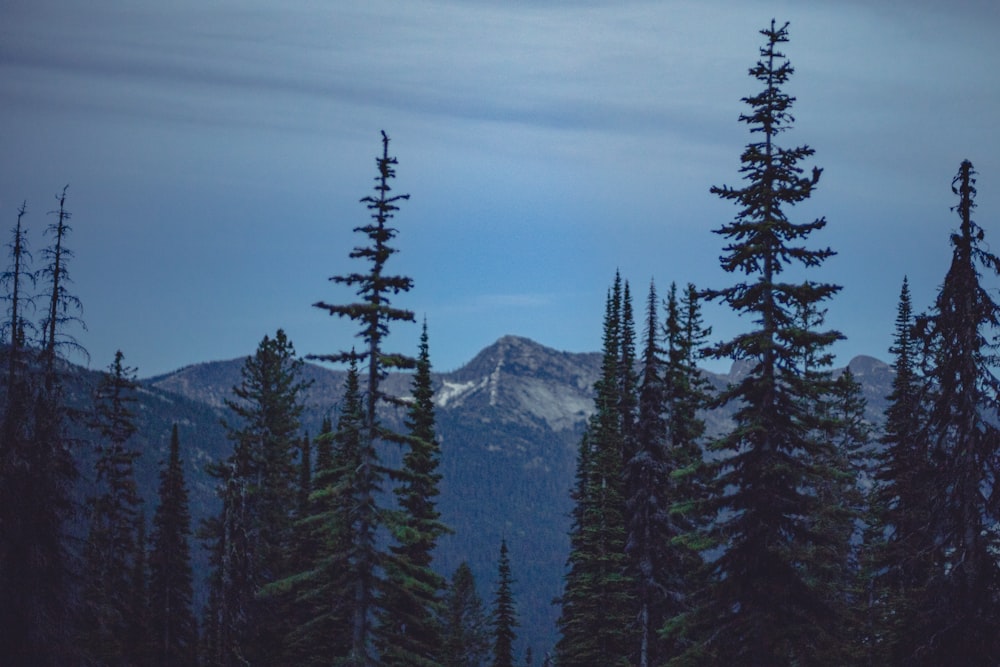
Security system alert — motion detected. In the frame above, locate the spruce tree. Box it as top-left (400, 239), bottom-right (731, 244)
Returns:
top-left (79, 350), bottom-right (143, 665)
top-left (911, 160), bottom-right (1000, 664)
top-left (868, 277), bottom-right (935, 661)
top-left (276, 362), bottom-right (362, 665)
top-left (556, 276), bottom-right (634, 665)
top-left (491, 539), bottom-right (518, 667)
top-left (205, 329), bottom-right (308, 665)
top-left (379, 321), bottom-right (450, 665)
top-left (442, 562), bottom-right (490, 667)
top-left (148, 424), bottom-right (197, 666)
top-left (669, 21), bottom-right (853, 664)
top-left (626, 280), bottom-right (670, 667)
top-left (310, 130), bottom-right (416, 666)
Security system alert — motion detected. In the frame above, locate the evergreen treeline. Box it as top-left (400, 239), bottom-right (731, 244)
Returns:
top-left (2, 19), bottom-right (1000, 667)
top-left (555, 20), bottom-right (1000, 667)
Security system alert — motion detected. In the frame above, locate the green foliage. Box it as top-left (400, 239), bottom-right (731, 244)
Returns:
top-left (379, 322), bottom-right (451, 665)
top-left (557, 275), bottom-right (635, 666)
top-left (308, 130), bottom-right (417, 666)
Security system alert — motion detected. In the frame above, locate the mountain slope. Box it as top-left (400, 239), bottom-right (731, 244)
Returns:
top-left (139, 334), bottom-right (891, 656)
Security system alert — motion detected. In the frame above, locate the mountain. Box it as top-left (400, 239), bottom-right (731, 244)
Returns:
top-left (133, 334), bottom-right (892, 657)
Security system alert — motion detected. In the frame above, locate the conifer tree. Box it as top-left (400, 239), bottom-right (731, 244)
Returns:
top-left (491, 539), bottom-right (518, 667)
top-left (205, 329), bottom-right (308, 665)
top-left (653, 283), bottom-right (711, 661)
top-left (148, 424), bottom-right (197, 666)
top-left (868, 277), bottom-right (934, 660)
top-left (276, 363), bottom-right (362, 665)
top-left (311, 130), bottom-right (416, 666)
top-left (0, 187), bottom-right (84, 664)
top-left (668, 21), bottom-right (853, 664)
top-left (80, 350), bottom-right (143, 665)
top-left (379, 321), bottom-right (450, 665)
top-left (556, 276), bottom-right (634, 665)
top-left (128, 512), bottom-right (151, 664)
top-left (910, 160), bottom-right (1000, 664)
top-left (0, 201), bottom-right (38, 663)
top-left (625, 280), bottom-right (673, 667)
top-left (442, 562), bottom-right (490, 667)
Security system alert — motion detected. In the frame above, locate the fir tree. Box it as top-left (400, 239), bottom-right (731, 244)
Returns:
top-left (556, 276), bottom-right (634, 665)
top-left (79, 350), bottom-right (143, 665)
top-left (379, 321), bottom-right (450, 666)
top-left (669, 21), bottom-right (853, 664)
top-left (205, 329), bottom-right (309, 665)
top-left (148, 424), bottom-right (197, 666)
top-left (868, 277), bottom-right (934, 661)
top-left (442, 562), bottom-right (490, 667)
top-left (310, 130), bottom-right (416, 666)
top-left (491, 539), bottom-right (518, 667)
top-left (911, 160), bottom-right (1000, 664)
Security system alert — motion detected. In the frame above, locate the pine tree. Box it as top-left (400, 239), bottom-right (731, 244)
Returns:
top-left (310, 130), bottom-right (416, 666)
top-left (668, 21), bottom-right (854, 664)
top-left (910, 160), bottom-right (1000, 664)
top-left (556, 276), bottom-right (634, 665)
top-left (205, 329), bottom-right (309, 665)
top-left (148, 424), bottom-right (197, 666)
top-left (79, 350), bottom-right (143, 665)
top-left (442, 562), bottom-right (490, 667)
top-left (491, 539), bottom-right (518, 667)
top-left (379, 321), bottom-right (450, 665)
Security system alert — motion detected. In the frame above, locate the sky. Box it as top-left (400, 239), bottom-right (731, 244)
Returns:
top-left (1, 0), bottom-right (999, 378)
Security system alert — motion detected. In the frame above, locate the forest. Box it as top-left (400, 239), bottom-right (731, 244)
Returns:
top-left (2, 19), bottom-right (1000, 667)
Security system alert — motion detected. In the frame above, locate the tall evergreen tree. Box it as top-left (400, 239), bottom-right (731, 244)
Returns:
top-left (668, 22), bottom-right (853, 665)
top-left (868, 277), bottom-right (934, 661)
top-left (204, 329), bottom-right (309, 665)
top-left (379, 321), bottom-right (450, 665)
top-left (310, 130), bottom-right (416, 666)
top-left (556, 276), bottom-right (634, 666)
top-left (79, 350), bottom-right (143, 665)
top-left (656, 283), bottom-right (712, 661)
top-left (148, 424), bottom-right (197, 666)
top-left (491, 539), bottom-right (518, 667)
top-left (442, 562), bottom-right (490, 667)
top-left (272, 365), bottom-right (363, 665)
top-left (910, 160), bottom-right (1000, 664)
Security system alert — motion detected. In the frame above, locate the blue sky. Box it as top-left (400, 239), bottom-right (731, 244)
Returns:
top-left (2, 0), bottom-right (999, 377)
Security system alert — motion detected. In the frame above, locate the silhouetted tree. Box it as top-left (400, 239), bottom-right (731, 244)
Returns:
top-left (491, 539), bottom-right (518, 667)
top-left (911, 160), bottom-right (1000, 664)
top-left (442, 562), bottom-right (490, 667)
top-left (379, 322), bottom-right (450, 665)
top-left (668, 22), bottom-right (854, 665)
top-left (310, 130), bottom-right (416, 666)
top-left (148, 424), bottom-right (197, 666)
